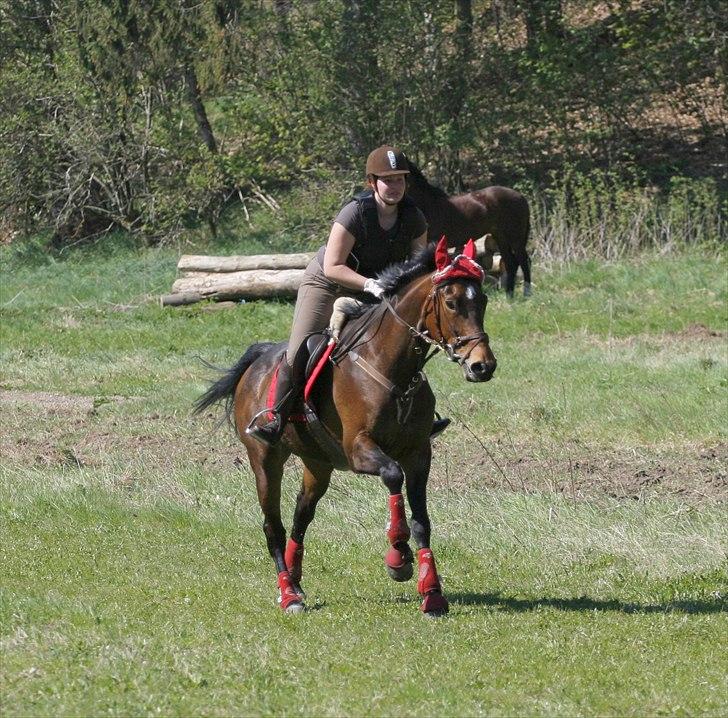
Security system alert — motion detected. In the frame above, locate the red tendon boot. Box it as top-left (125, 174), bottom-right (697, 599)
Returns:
top-left (417, 548), bottom-right (449, 615)
top-left (384, 494), bottom-right (413, 581)
top-left (285, 538), bottom-right (305, 595)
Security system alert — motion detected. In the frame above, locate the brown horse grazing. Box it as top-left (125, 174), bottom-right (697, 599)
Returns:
top-left (194, 239), bottom-right (496, 617)
top-left (406, 162), bottom-right (532, 297)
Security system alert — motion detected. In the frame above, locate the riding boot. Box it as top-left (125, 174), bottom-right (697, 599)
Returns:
top-left (430, 412), bottom-right (451, 439)
top-left (246, 359), bottom-right (296, 446)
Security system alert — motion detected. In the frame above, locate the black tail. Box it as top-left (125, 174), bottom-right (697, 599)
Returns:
top-left (193, 342), bottom-right (280, 425)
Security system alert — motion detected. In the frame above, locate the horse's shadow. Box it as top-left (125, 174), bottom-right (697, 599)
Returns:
top-left (448, 592), bottom-right (726, 615)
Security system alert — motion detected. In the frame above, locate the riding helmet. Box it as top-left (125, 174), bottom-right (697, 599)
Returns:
top-left (365, 145), bottom-right (410, 177)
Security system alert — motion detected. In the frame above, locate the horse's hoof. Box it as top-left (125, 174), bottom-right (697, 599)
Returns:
top-left (385, 544), bottom-right (414, 582)
top-left (284, 601), bottom-right (305, 614)
top-left (278, 594), bottom-right (306, 613)
top-left (420, 591), bottom-right (449, 615)
top-left (386, 562), bottom-right (414, 582)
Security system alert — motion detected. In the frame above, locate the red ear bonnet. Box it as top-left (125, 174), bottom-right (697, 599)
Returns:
top-left (434, 236), bottom-right (450, 270)
top-left (432, 237), bottom-right (485, 285)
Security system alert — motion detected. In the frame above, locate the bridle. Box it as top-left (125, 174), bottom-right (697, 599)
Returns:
top-left (343, 276), bottom-right (488, 425)
top-left (382, 279), bottom-right (489, 367)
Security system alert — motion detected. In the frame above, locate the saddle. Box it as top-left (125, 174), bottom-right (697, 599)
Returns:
top-left (264, 300), bottom-right (386, 469)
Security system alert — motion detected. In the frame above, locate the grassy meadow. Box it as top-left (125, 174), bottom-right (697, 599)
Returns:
top-left (1, 232), bottom-right (727, 715)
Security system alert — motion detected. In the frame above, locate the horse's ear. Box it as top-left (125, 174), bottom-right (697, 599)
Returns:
top-left (435, 236), bottom-right (450, 270)
top-left (463, 239), bottom-right (477, 260)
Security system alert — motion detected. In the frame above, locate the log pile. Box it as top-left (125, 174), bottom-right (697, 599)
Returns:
top-left (161, 238), bottom-right (500, 307)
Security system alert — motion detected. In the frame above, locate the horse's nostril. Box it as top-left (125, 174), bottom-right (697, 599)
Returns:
top-left (469, 360), bottom-right (497, 378)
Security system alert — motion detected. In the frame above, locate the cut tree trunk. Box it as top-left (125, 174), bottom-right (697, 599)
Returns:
top-left (177, 252), bottom-right (315, 273)
top-left (171, 268), bottom-right (305, 300)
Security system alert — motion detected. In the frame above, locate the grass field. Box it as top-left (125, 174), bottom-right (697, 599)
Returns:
top-left (1, 242), bottom-right (727, 716)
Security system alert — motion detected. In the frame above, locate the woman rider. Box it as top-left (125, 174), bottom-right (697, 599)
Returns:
top-left (247, 145), bottom-right (449, 445)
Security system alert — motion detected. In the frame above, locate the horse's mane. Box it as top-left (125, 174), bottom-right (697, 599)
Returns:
top-left (337, 244), bottom-right (437, 323)
top-left (377, 242), bottom-right (436, 294)
top-left (406, 161), bottom-right (449, 200)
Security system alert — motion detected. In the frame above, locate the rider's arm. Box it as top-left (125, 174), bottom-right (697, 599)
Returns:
top-left (322, 222), bottom-right (368, 290)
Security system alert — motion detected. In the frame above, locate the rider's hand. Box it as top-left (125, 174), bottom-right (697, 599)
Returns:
top-left (363, 278), bottom-right (386, 299)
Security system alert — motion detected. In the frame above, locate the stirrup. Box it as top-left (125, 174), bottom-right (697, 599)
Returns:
top-left (246, 408), bottom-right (284, 446)
top-left (430, 413), bottom-right (451, 439)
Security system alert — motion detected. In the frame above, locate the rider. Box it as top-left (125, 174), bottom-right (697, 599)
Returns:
top-left (247, 145), bottom-right (450, 445)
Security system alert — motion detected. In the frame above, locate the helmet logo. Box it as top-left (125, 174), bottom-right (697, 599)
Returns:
top-left (387, 150), bottom-right (397, 169)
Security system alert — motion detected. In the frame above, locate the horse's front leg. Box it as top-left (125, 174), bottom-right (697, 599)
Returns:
top-left (402, 444), bottom-right (449, 617)
top-left (349, 433), bottom-right (414, 582)
top-left (286, 458), bottom-right (332, 599)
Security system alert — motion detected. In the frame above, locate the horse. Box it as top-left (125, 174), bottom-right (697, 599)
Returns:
top-left (194, 238), bottom-right (497, 617)
top-left (405, 162), bottom-right (532, 297)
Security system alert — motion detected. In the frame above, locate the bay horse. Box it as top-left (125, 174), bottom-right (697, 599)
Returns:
top-left (406, 162), bottom-right (532, 297)
top-left (194, 239), bottom-right (496, 616)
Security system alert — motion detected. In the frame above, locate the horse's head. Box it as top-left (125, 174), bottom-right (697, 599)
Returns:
top-left (424, 237), bottom-right (497, 382)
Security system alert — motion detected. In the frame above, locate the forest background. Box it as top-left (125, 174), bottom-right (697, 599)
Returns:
top-left (1, 0), bottom-right (725, 252)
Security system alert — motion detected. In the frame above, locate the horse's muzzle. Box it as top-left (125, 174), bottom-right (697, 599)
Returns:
top-left (463, 359), bottom-right (496, 382)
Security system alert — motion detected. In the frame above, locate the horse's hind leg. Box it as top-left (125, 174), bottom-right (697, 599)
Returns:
top-left (403, 445), bottom-right (449, 617)
top-left (248, 445), bottom-right (304, 613)
top-left (500, 251), bottom-right (518, 298)
top-left (518, 249), bottom-right (532, 297)
top-left (287, 458), bottom-right (333, 598)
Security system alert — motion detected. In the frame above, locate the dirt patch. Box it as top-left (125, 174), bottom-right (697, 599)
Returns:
top-left (2, 396), bottom-right (725, 505)
top-left (433, 439), bottom-right (728, 504)
top-left (671, 324), bottom-right (726, 340)
top-left (0, 389), bottom-right (96, 415)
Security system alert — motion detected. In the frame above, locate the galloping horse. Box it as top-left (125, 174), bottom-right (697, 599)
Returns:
top-left (406, 162), bottom-right (532, 297)
top-left (194, 239), bottom-right (496, 616)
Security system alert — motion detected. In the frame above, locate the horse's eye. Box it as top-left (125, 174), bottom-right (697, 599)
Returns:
top-left (445, 299), bottom-right (457, 311)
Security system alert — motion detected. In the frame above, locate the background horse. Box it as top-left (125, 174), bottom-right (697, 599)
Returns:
top-left (194, 239), bottom-right (496, 616)
top-left (406, 162), bottom-right (532, 297)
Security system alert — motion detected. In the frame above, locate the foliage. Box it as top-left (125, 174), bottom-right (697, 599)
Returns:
top-left (0, 0), bottom-right (725, 246)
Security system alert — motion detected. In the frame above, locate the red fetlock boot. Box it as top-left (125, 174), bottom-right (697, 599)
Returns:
top-left (277, 570), bottom-right (304, 613)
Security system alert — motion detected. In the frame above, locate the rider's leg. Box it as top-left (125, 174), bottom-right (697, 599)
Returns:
top-left (246, 354), bottom-right (296, 446)
top-left (430, 412), bottom-right (451, 439)
top-left (247, 259), bottom-right (342, 446)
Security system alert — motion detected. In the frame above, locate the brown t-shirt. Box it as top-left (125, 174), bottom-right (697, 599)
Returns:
top-left (315, 196), bottom-right (427, 278)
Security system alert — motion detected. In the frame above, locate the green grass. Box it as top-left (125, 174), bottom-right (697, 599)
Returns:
top-left (2, 475), bottom-right (728, 715)
top-left (1, 242), bottom-right (727, 716)
top-left (1, 471), bottom-right (726, 717)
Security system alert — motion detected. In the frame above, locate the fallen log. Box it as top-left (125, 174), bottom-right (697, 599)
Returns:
top-left (163, 237), bottom-right (502, 307)
top-left (170, 268), bottom-right (305, 300)
top-left (160, 292), bottom-right (204, 307)
top-left (177, 252), bottom-right (315, 273)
